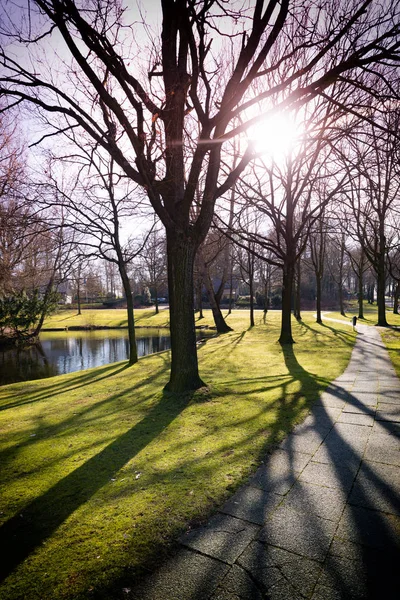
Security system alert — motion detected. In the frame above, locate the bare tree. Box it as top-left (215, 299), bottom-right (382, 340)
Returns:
top-left (39, 149), bottom-right (151, 365)
top-left (1, 1), bottom-right (400, 389)
top-left (344, 111), bottom-right (400, 326)
top-left (139, 226), bottom-right (167, 315)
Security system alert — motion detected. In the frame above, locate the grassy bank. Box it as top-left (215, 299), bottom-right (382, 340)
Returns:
top-left (0, 311), bottom-right (355, 600)
top-left (326, 301), bottom-right (400, 328)
top-left (43, 307), bottom-right (173, 330)
top-left (381, 328), bottom-right (400, 378)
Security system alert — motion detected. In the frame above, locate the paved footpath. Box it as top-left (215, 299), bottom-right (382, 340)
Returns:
top-left (132, 322), bottom-right (400, 600)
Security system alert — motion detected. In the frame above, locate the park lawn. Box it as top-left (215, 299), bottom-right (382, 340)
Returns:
top-left (326, 301), bottom-right (400, 328)
top-left (0, 311), bottom-right (355, 600)
top-left (43, 306), bottom-right (173, 329)
top-left (381, 328), bottom-right (400, 378)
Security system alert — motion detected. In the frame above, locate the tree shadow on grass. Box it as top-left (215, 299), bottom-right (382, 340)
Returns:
top-left (0, 377), bottom-right (191, 583)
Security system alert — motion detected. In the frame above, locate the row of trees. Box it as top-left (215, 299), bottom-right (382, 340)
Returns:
top-left (1, 0), bottom-right (400, 391)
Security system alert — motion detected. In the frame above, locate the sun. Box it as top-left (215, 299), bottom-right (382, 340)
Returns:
top-left (249, 112), bottom-right (298, 162)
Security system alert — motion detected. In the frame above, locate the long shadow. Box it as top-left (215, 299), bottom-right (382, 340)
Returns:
top-left (279, 343), bottom-right (400, 598)
top-left (0, 358), bottom-right (171, 477)
top-left (0, 387), bottom-right (190, 583)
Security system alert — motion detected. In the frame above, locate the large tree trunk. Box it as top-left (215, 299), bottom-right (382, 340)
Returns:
top-left (119, 265), bottom-right (138, 365)
top-left (279, 264), bottom-right (294, 344)
top-left (165, 233), bottom-right (205, 392)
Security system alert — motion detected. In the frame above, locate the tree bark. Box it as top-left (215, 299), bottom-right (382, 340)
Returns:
top-left (393, 281), bottom-right (400, 314)
top-left (119, 265), bottom-right (138, 365)
top-left (154, 285), bottom-right (159, 315)
top-left (165, 232), bottom-right (205, 392)
top-left (358, 272), bottom-right (364, 319)
top-left (293, 258), bottom-right (301, 321)
top-left (316, 274), bottom-right (323, 324)
top-left (376, 257), bottom-right (388, 326)
top-left (249, 273), bottom-right (255, 328)
top-left (279, 264), bottom-right (294, 344)
top-left (203, 271), bottom-right (232, 333)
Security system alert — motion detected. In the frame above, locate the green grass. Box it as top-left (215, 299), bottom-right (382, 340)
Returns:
top-left (325, 301), bottom-right (400, 328)
top-left (381, 328), bottom-right (400, 378)
top-left (0, 311), bottom-right (356, 600)
top-left (43, 307), bottom-right (173, 329)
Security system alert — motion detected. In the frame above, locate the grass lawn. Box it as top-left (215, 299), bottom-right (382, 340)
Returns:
top-left (325, 301), bottom-right (400, 328)
top-left (43, 307), bottom-right (174, 329)
top-left (381, 328), bottom-right (400, 378)
top-left (0, 311), bottom-right (356, 600)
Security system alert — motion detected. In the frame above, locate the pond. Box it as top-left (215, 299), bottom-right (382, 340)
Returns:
top-left (0, 328), bottom-right (211, 386)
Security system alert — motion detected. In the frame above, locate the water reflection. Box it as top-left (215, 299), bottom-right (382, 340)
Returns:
top-left (0, 328), bottom-right (206, 385)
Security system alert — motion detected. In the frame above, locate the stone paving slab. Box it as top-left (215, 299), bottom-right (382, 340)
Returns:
top-left (278, 430), bottom-right (326, 454)
top-left (280, 480), bottom-right (347, 521)
top-left (209, 564), bottom-right (264, 600)
top-left (237, 541), bottom-right (322, 597)
top-left (257, 506), bottom-right (337, 561)
top-left (337, 412), bottom-right (374, 426)
top-left (324, 421), bottom-right (371, 441)
top-left (316, 554), bottom-right (370, 599)
top-left (312, 443), bottom-right (364, 466)
top-left (247, 449), bottom-right (310, 495)
top-left (314, 394), bottom-right (347, 409)
top-left (299, 460), bottom-right (359, 492)
top-left (342, 402), bottom-right (376, 414)
top-left (336, 505), bottom-right (400, 549)
top-left (343, 391), bottom-right (378, 406)
top-left (348, 460), bottom-right (400, 515)
top-left (376, 402), bottom-right (400, 422)
top-left (220, 485), bottom-right (281, 525)
top-left (130, 547), bottom-right (230, 600)
top-left (179, 513), bottom-right (260, 565)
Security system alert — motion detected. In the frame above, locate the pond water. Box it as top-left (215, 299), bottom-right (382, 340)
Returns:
top-left (0, 328), bottom-right (211, 386)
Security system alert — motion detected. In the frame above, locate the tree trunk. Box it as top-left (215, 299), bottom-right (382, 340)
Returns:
top-left (154, 285), bottom-right (159, 315)
top-left (294, 259), bottom-right (301, 321)
top-left (316, 274), bottom-right (322, 324)
top-left (77, 278), bottom-right (82, 315)
top-left (249, 275), bottom-right (255, 328)
top-left (204, 271), bottom-right (232, 333)
top-left (119, 265), bottom-right (138, 365)
top-left (376, 265), bottom-right (388, 326)
top-left (279, 264), bottom-right (294, 344)
top-left (32, 279), bottom-right (55, 338)
top-left (195, 274), bottom-right (204, 318)
top-left (358, 272), bottom-right (364, 319)
top-left (228, 268), bottom-right (233, 315)
top-left (339, 281), bottom-right (345, 316)
top-left (264, 280), bottom-right (269, 315)
top-left (165, 233), bottom-right (205, 392)
top-left (393, 281), bottom-right (400, 314)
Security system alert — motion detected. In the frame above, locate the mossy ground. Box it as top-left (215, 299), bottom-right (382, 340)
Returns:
top-left (1, 310), bottom-right (356, 599)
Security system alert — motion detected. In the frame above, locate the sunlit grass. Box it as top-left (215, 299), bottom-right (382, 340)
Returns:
top-left (0, 311), bottom-right (355, 600)
top-left (325, 300), bottom-right (400, 327)
top-left (381, 328), bottom-right (400, 378)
